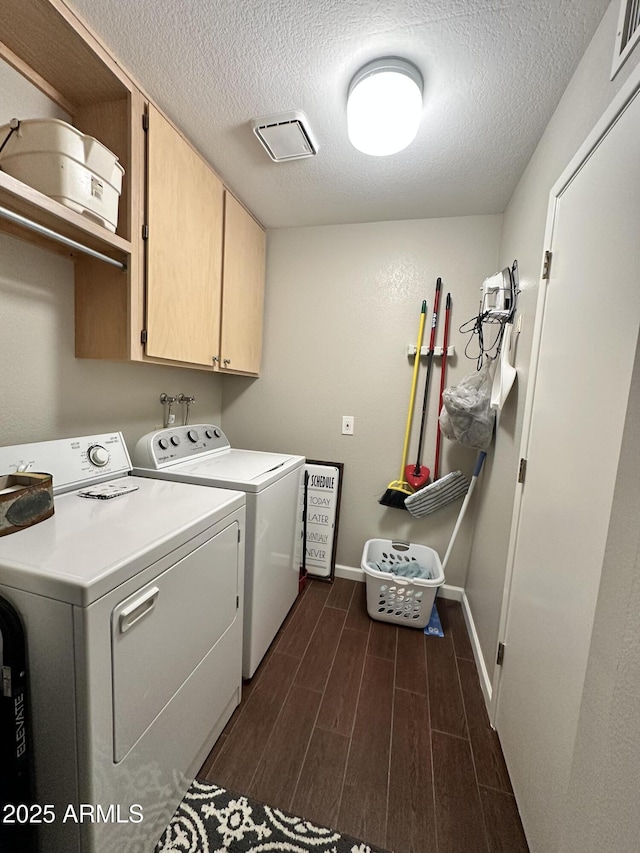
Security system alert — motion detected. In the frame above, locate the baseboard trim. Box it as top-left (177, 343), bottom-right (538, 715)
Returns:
top-left (460, 592), bottom-right (493, 709)
top-left (334, 564), bottom-right (365, 582)
top-left (437, 584), bottom-right (464, 601)
top-left (333, 565), bottom-right (492, 707)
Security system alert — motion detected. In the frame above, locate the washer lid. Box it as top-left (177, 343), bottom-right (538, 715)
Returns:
top-left (0, 476), bottom-right (245, 606)
top-left (150, 449), bottom-right (304, 492)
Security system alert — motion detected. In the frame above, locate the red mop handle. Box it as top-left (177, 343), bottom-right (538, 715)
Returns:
top-left (434, 292), bottom-right (451, 481)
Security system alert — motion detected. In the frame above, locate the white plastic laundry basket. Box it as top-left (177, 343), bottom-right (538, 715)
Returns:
top-left (361, 539), bottom-right (444, 628)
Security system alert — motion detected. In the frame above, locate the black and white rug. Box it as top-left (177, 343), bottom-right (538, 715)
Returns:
top-left (155, 780), bottom-right (390, 853)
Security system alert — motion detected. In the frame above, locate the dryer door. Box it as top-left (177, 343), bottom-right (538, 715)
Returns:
top-left (111, 520), bottom-right (240, 762)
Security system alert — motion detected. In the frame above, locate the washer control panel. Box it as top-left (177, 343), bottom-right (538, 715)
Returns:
top-left (88, 444), bottom-right (111, 467)
top-left (133, 425), bottom-right (230, 469)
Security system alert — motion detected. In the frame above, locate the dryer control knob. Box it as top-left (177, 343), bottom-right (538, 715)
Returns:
top-left (187, 430), bottom-right (199, 443)
top-left (88, 444), bottom-right (110, 467)
top-left (158, 438), bottom-right (169, 450)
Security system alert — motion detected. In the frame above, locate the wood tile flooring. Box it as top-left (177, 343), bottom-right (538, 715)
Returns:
top-left (198, 578), bottom-right (529, 853)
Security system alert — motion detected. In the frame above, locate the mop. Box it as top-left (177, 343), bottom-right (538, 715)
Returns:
top-left (404, 467), bottom-right (470, 517)
top-left (439, 451), bottom-right (487, 567)
top-left (422, 451), bottom-right (487, 636)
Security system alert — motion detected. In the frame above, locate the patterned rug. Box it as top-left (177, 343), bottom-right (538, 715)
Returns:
top-left (155, 780), bottom-right (390, 853)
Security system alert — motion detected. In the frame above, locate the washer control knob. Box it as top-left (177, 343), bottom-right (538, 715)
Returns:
top-left (205, 429), bottom-right (213, 439)
top-left (88, 444), bottom-right (109, 467)
top-left (187, 429), bottom-right (199, 443)
top-left (158, 438), bottom-right (169, 450)
top-left (214, 428), bottom-right (221, 437)
top-left (170, 436), bottom-right (180, 447)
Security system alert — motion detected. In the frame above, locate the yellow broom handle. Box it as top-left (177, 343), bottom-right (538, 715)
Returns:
top-left (398, 301), bottom-right (427, 479)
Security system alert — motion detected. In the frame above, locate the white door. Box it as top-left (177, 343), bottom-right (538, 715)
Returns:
top-left (494, 86), bottom-right (640, 852)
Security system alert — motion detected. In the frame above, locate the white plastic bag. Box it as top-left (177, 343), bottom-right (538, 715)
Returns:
top-left (439, 360), bottom-right (495, 450)
top-left (438, 404), bottom-right (456, 441)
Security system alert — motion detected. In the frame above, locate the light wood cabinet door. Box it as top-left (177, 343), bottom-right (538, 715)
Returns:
top-left (220, 192), bottom-right (266, 375)
top-left (146, 104), bottom-right (223, 366)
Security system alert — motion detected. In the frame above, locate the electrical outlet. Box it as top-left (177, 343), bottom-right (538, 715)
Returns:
top-left (342, 415), bottom-right (354, 435)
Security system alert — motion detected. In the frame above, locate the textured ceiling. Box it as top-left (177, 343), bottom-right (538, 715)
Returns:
top-left (67, 0), bottom-right (610, 228)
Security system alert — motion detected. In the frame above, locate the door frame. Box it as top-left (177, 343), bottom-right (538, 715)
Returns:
top-left (489, 59), bottom-right (640, 725)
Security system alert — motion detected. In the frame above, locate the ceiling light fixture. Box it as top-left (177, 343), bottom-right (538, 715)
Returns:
top-left (347, 58), bottom-right (423, 157)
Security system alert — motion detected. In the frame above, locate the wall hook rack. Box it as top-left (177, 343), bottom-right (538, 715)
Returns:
top-left (159, 393), bottom-right (178, 427)
top-left (407, 344), bottom-right (456, 358)
top-left (177, 394), bottom-right (195, 426)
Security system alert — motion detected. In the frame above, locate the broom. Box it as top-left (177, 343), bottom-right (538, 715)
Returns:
top-left (405, 277), bottom-right (441, 490)
top-left (379, 300), bottom-right (427, 509)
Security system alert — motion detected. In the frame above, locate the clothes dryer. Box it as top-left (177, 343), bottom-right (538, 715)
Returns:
top-left (132, 425), bottom-right (304, 678)
top-left (0, 433), bottom-right (245, 852)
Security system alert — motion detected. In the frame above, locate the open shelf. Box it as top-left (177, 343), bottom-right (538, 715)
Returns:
top-left (0, 168), bottom-right (131, 264)
top-left (0, 0), bottom-right (130, 111)
top-left (0, 0), bottom-right (135, 268)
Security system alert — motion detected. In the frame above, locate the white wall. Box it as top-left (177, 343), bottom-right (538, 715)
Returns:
top-left (222, 215), bottom-right (501, 585)
top-left (464, 0), bottom-right (640, 685)
top-left (0, 61), bottom-right (224, 450)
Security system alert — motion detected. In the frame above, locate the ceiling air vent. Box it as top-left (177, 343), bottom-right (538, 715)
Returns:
top-left (251, 111), bottom-right (318, 162)
top-left (611, 0), bottom-right (640, 79)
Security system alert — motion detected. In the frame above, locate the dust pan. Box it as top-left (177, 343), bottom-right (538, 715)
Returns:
top-left (490, 321), bottom-right (517, 411)
top-left (424, 601), bottom-right (444, 637)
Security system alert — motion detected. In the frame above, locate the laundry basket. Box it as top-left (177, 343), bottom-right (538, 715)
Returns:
top-left (361, 539), bottom-right (444, 628)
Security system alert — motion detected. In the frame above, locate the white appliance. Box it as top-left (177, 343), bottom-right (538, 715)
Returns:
top-left (0, 433), bottom-right (246, 853)
top-left (132, 425), bottom-right (304, 678)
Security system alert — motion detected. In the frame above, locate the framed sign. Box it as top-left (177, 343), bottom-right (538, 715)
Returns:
top-left (302, 460), bottom-right (343, 581)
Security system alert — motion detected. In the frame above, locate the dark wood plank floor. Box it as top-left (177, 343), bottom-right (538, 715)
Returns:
top-left (198, 578), bottom-right (529, 853)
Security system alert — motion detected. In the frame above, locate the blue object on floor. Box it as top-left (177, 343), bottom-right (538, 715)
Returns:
top-left (424, 601), bottom-right (444, 637)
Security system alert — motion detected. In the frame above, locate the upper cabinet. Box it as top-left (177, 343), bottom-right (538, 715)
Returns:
top-left (145, 104), bottom-right (224, 368)
top-left (143, 108), bottom-right (265, 376)
top-left (1, 0), bottom-right (266, 377)
top-left (220, 192), bottom-right (266, 375)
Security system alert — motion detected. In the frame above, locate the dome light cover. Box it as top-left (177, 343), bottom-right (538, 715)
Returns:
top-left (347, 58), bottom-right (423, 156)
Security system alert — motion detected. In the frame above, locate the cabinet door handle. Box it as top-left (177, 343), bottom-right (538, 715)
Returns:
top-left (212, 356), bottom-right (219, 364)
top-left (223, 358), bottom-right (231, 366)
top-left (119, 586), bottom-right (159, 633)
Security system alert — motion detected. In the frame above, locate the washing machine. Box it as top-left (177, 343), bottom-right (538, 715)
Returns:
top-left (0, 432), bottom-right (246, 852)
top-left (132, 424), bottom-right (304, 678)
